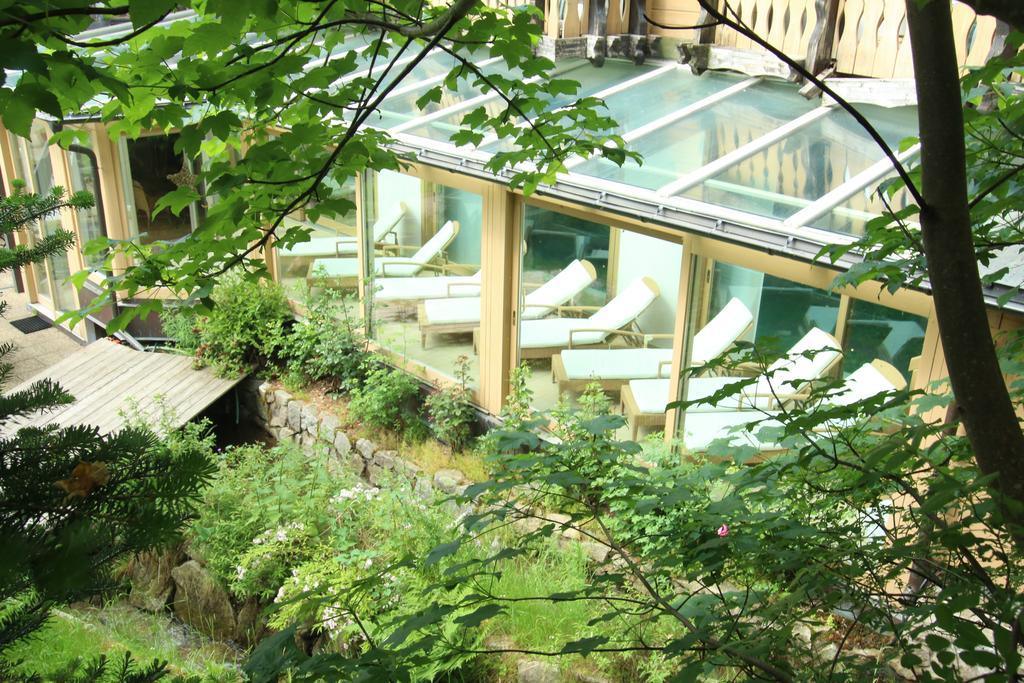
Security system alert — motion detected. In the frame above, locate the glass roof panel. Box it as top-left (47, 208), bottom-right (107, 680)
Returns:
top-left (395, 60), bottom-right (651, 147)
top-left (574, 79), bottom-right (815, 191)
top-left (810, 174), bottom-right (915, 235)
top-left (371, 56), bottom-right (523, 130)
top-left (599, 68), bottom-right (746, 134)
top-left (676, 104), bottom-right (918, 229)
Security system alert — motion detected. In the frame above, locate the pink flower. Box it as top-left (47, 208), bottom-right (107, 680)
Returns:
top-left (717, 524), bottom-right (730, 537)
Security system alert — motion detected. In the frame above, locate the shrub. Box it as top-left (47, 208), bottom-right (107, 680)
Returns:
top-left (282, 286), bottom-right (368, 392)
top-left (187, 441), bottom-right (343, 600)
top-left (424, 356), bottom-right (476, 452)
top-left (163, 274), bottom-right (292, 377)
top-left (347, 358), bottom-right (422, 437)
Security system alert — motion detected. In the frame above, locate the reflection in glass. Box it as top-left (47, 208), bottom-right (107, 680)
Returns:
top-left (66, 133), bottom-right (107, 269)
top-left (276, 176), bottom-right (359, 294)
top-left (367, 171), bottom-right (482, 387)
top-left (680, 105), bottom-right (917, 234)
top-left (709, 263), bottom-right (840, 354)
top-left (123, 134), bottom-right (196, 244)
top-left (843, 300), bottom-right (926, 380)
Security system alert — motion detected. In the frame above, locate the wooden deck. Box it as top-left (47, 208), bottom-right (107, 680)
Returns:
top-left (3, 339), bottom-right (243, 436)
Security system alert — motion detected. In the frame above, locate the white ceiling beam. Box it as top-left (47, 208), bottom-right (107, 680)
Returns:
top-left (563, 76), bottom-right (761, 170)
top-left (655, 106), bottom-right (833, 197)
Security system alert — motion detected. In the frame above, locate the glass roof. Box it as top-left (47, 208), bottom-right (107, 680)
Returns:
top-left (374, 57), bottom-right (920, 240)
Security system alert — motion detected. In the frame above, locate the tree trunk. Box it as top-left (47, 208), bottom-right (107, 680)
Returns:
top-left (906, 0), bottom-right (1024, 547)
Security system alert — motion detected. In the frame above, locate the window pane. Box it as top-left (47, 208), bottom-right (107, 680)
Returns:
top-left (276, 176), bottom-right (358, 294)
top-left (519, 205), bottom-right (682, 418)
top-left (27, 122), bottom-right (75, 308)
top-left (367, 171), bottom-right (482, 387)
top-left (709, 263), bottom-right (840, 354)
top-left (125, 134), bottom-right (193, 244)
top-left (843, 300), bottom-right (926, 380)
top-left (66, 133), bottom-right (107, 269)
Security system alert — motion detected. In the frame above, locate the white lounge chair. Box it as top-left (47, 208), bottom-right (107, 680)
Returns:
top-left (373, 269), bottom-right (483, 302)
top-left (308, 220), bottom-right (460, 286)
top-left (509, 277), bottom-right (661, 360)
top-left (621, 327), bottom-right (842, 439)
top-left (417, 260), bottom-right (597, 348)
top-left (280, 203), bottom-right (406, 258)
top-left (551, 297), bottom-right (754, 393)
top-left (678, 359), bottom-right (906, 452)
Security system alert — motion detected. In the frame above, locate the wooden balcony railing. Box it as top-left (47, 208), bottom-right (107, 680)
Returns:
top-left (535, 0), bottom-right (1011, 80)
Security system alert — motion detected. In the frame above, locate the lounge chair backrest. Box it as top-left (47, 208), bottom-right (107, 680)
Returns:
top-left (763, 327), bottom-right (842, 392)
top-left (371, 202), bottom-right (407, 241)
top-left (524, 259), bottom-right (597, 310)
top-left (829, 360), bottom-right (905, 406)
top-left (691, 297), bottom-right (754, 365)
top-left (411, 220), bottom-right (459, 263)
top-left (587, 277), bottom-right (660, 331)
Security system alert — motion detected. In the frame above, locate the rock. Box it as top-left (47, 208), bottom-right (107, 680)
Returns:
top-left (395, 458), bottom-right (423, 483)
top-left (517, 659), bottom-right (559, 683)
top-left (319, 414), bottom-right (341, 445)
top-left (579, 541), bottom-right (610, 564)
top-left (334, 431), bottom-right (351, 457)
top-left (372, 450), bottom-right (397, 471)
top-left (278, 427), bottom-right (296, 442)
top-left (414, 476), bottom-right (434, 499)
top-left (575, 674), bottom-right (612, 683)
top-left (356, 438), bottom-right (375, 461)
top-left (274, 389), bottom-right (293, 407)
top-left (302, 406), bottom-right (320, 436)
top-left (287, 401), bottom-right (302, 432)
top-left (269, 412), bottom-right (286, 428)
top-left (127, 548), bottom-right (183, 612)
top-left (235, 598), bottom-right (265, 647)
top-left (253, 398), bottom-right (271, 423)
top-left (259, 381), bottom-right (273, 400)
top-left (367, 464), bottom-right (390, 487)
top-left (433, 468), bottom-right (464, 494)
top-left (170, 560), bottom-right (236, 640)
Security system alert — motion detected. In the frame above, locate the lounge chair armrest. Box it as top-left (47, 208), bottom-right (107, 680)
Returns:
top-left (577, 325), bottom-right (655, 348)
top-left (378, 244), bottom-right (422, 255)
top-left (447, 282), bottom-right (482, 296)
top-left (656, 359), bottom-right (673, 378)
top-left (380, 259), bottom-right (429, 275)
top-left (553, 304), bottom-right (601, 317)
top-left (567, 327), bottom-right (640, 348)
top-left (639, 332), bottom-right (673, 348)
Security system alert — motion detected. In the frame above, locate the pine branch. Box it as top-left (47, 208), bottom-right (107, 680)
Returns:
top-left (0, 378), bottom-right (75, 422)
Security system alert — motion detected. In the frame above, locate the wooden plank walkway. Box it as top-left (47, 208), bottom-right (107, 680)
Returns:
top-left (3, 339), bottom-right (243, 436)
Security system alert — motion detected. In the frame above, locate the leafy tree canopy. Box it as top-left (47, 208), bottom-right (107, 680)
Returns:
top-left (0, 0), bottom-right (631, 329)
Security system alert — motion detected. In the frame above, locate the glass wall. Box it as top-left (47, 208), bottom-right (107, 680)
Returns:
top-left (120, 133), bottom-right (198, 244)
top-left (367, 170), bottom-right (482, 386)
top-left (843, 299), bottom-right (926, 379)
top-left (708, 263), bottom-right (841, 354)
top-left (66, 131), bottom-right (107, 269)
top-left (11, 122), bottom-right (77, 311)
top-left (520, 205), bottom-right (683, 415)
top-left (276, 175), bottom-right (359, 294)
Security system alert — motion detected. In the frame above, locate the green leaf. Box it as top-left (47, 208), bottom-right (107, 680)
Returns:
top-left (129, 0), bottom-right (177, 28)
top-left (425, 540), bottom-right (461, 566)
top-left (453, 603), bottom-right (505, 627)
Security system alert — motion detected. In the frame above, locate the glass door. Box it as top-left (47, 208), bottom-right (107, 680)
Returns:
top-left (23, 121), bottom-right (76, 311)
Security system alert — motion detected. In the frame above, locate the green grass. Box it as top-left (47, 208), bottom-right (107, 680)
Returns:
top-left (487, 542), bottom-right (596, 654)
top-left (3, 602), bottom-right (242, 682)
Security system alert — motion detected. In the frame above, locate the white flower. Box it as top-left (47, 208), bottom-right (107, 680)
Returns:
top-left (363, 557), bottom-right (373, 570)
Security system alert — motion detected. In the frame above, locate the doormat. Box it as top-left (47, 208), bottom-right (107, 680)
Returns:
top-left (9, 316), bottom-right (51, 334)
